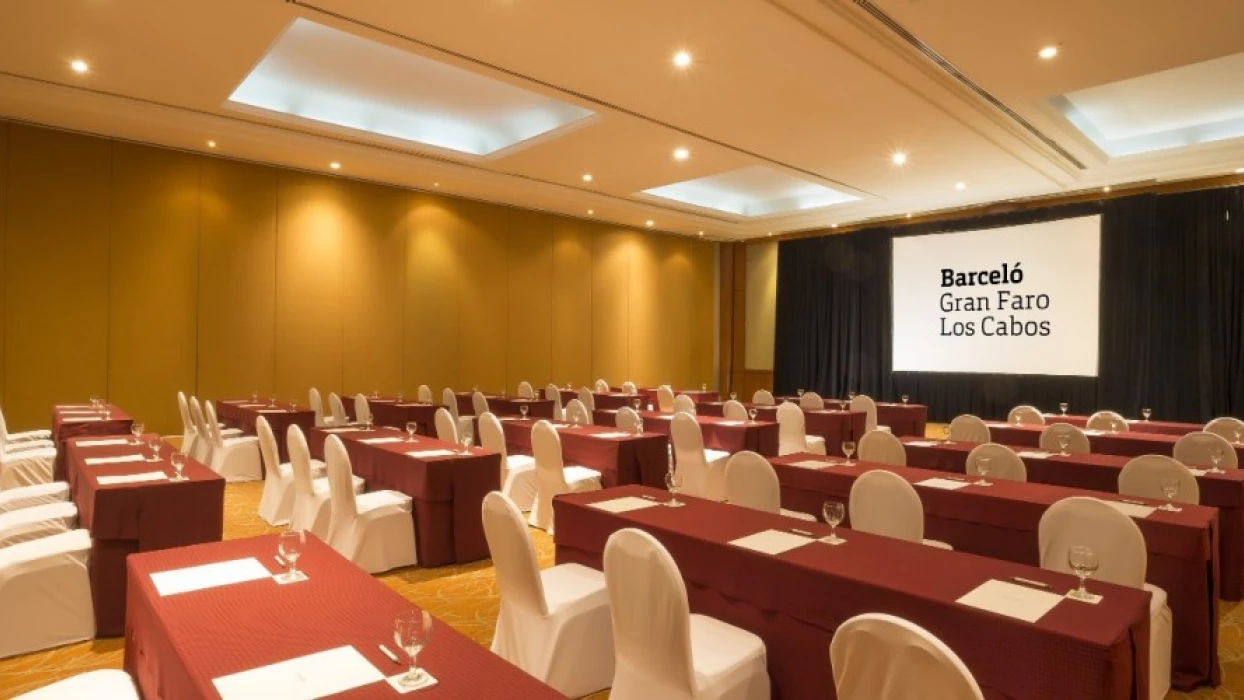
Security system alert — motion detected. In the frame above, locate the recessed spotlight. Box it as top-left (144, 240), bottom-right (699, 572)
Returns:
top-left (697, 231), bottom-right (704, 237)
top-left (329, 162), bottom-right (341, 170)
top-left (1235, 167), bottom-right (1244, 174)
top-left (433, 182), bottom-right (440, 187)
top-left (646, 220), bottom-right (655, 227)
top-left (582, 173), bottom-right (593, 183)
top-left (673, 147), bottom-right (690, 161)
top-left (831, 223), bottom-right (839, 229)
top-left (955, 181), bottom-right (966, 191)
top-left (1102, 185), bottom-right (1111, 193)
top-left (905, 213), bottom-right (913, 219)
top-left (891, 151), bottom-right (908, 166)
top-left (767, 232), bottom-right (773, 237)
top-left (69, 59), bottom-right (89, 74)
top-left (206, 140), bottom-right (217, 148)
top-left (1038, 45), bottom-right (1059, 60)
top-left (673, 50), bottom-right (692, 69)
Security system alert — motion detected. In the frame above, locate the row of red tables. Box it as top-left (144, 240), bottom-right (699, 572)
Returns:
top-left (1023, 413), bottom-right (1207, 437)
top-left (983, 421), bottom-right (1244, 462)
top-left (215, 400), bottom-right (313, 463)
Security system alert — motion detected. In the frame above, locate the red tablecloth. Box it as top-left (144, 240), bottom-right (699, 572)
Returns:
top-left (704, 405), bottom-right (865, 457)
top-left (500, 419), bottom-right (669, 487)
top-left (770, 454), bottom-right (1218, 690)
top-left (983, 422), bottom-right (1244, 463)
top-left (123, 535), bottom-right (567, 700)
top-left (63, 435), bottom-right (223, 637)
top-left (600, 410), bottom-right (779, 457)
top-left (215, 400), bottom-right (314, 463)
top-left (308, 427), bottom-right (498, 567)
top-left (51, 404), bottom-right (135, 481)
top-left (821, 399), bottom-right (929, 438)
top-left (902, 438), bottom-right (1244, 602)
top-left (370, 401), bottom-right (440, 435)
top-left (1034, 414), bottom-right (1205, 437)
top-left (554, 485), bottom-right (1151, 700)
top-left (558, 390), bottom-right (642, 411)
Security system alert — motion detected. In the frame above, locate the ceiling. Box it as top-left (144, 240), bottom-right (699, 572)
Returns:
top-left (1, 0), bottom-right (1242, 240)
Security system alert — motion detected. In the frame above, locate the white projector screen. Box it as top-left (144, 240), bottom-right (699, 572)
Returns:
top-left (891, 215), bottom-right (1101, 376)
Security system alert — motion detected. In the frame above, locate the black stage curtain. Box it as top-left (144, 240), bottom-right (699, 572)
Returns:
top-left (774, 186), bottom-right (1244, 423)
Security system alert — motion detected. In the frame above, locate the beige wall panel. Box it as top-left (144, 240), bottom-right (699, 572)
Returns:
top-left (505, 208), bottom-right (553, 393)
top-left (108, 142), bottom-right (199, 434)
top-left (197, 157), bottom-right (278, 403)
top-left (658, 236), bottom-right (696, 388)
top-left (0, 123), bottom-right (7, 404)
top-left (591, 227), bottom-right (632, 386)
top-left (274, 172), bottom-right (345, 401)
top-left (3, 125), bottom-right (112, 431)
top-left (340, 179), bottom-right (406, 396)
top-left (626, 233), bottom-right (662, 386)
top-left (455, 199), bottom-right (509, 394)
top-left (691, 242), bottom-right (718, 389)
top-left (745, 241), bottom-right (778, 371)
top-left (404, 193), bottom-right (459, 396)
top-left (550, 217), bottom-right (593, 389)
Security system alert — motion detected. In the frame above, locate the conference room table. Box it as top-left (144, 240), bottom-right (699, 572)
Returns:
top-left (216, 399), bottom-right (314, 462)
top-left (594, 409), bottom-right (780, 457)
top-left (769, 453), bottom-right (1219, 689)
top-left (366, 399), bottom-right (439, 435)
top-left (558, 389), bottom-right (641, 411)
top-left (500, 418), bottom-right (669, 487)
top-left (307, 426), bottom-right (498, 567)
top-left (691, 403), bottom-right (866, 456)
top-left (901, 437), bottom-right (1244, 602)
top-left (825, 398), bottom-right (929, 438)
top-left (123, 535), bottom-right (567, 700)
top-left (982, 421), bottom-right (1244, 463)
top-left (452, 392), bottom-right (555, 418)
top-left (50, 404), bottom-right (135, 481)
top-left (1035, 414), bottom-right (1206, 437)
top-left (554, 486), bottom-right (1152, 700)
top-left (62, 434), bottom-right (224, 637)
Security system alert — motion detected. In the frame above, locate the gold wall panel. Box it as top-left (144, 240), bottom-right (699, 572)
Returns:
top-left (403, 192), bottom-right (460, 396)
top-left (454, 199), bottom-right (509, 394)
top-left (591, 227), bottom-right (632, 386)
top-left (549, 217), bottom-right (593, 389)
top-left (505, 208), bottom-right (553, 393)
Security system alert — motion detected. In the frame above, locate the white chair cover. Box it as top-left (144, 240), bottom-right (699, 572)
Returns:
top-left (1007, 405), bottom-right (1045, 426)
top-left (187, 397), bottom-right (212, 463)
top-left (1204, 417), bottom-right (1244, 442)
top-left (722, 400), bottom-right (748, 422)
top-left (517, 381), bottom-right (535, 399)
top-left (470, 391), bottom-right (488, 417)
top-left (831, 613), bottom-right (983, 700)
top-left (1039, 423), bottom-right (1091, 454)
top-left (353, 394), bottom-right (372, 424)
top-left (416, 385), bottom-right (433, 403)
top-left (1174, 431), bottom-right (1238, 469)
top-left (545, 384), bottom-right (565, 421)
top-left (0, 482), bottom-right (70, 514)
top-left (776, 402), bottom-right (827, 456)
top-left (323, 435), bottom-right (417, 573)
top-left (1119, 455), bottom-right (1200, 505)
top-left (285, 425), bottom-right (356, 539)
top-left (328, 393), bottom-right (348, 425)
top-left (484, 492), bottom-right (614, 696)
top-left (603, 528), bottom-right (770, 700)
top-left (480, 413), bottom-right (538, 511)
top-left (965, 443), bottom-right (1028, 482)
top-left (256, 417), bottom-right (294, 525)
top-left (565, 399), bottom-right (592, 426)
top-left (849, 395), bottom-right (888, 433)
top-left (0, 447), bottom-right (57, 490)
top-left (616, 407), bottom-right (643, 433)
top-left (0, 529), bottom-right (95, 659)
top-left (594, 379), bottom-right (611, 393)
top-left (672, 395), bottom-right (697, 415)
top-left (0, 501), bottom-right (78, 549)
top-left (176, 391), bottom-right (196, 456)
top-left (308, 388), bottom-right (332, 428)
top-left (657, 386), bottom-right (676, 413)
top-left (442, 387), bottom-right (459, 415)
top-left (1086, 410), bottom-right (1128, 432)
top-left (799, 392), bottom-right (825, 410)
top-left (948, 415), bottom-right (991, 443)
top-left (0, 406), bottom-right (52, 452)
top-left (752, 390), bottom-right (775, 406)
top-left (671, 413), bottom-right (730, 501)
top-left (577, 387), bottom-right (596, 413)
top-left (204, 400), bottom-right (261, 482)
top-left (857, 431), bottom-right (906, 466)
top-left (724, 451), bottom-right (814, 521)
top-left (13, 670), bottom-right (138, 700)
top-left (849, 470), bottom-right (949, 549)
top-left (434, 407), bottom-right (459, 443)
top-left (622, 381), bottom-right (638, 395)
top-left (527, 421), bottom-right (601, 533)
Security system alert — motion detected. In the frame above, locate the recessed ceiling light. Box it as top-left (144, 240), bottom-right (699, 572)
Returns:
top-left (646, 220), bottom-right (655, 227)
top-left (587, 209), bottom-right (594, 215)
top-left (891, 151), bottom-right (908, 166)
top-left (329, 161), bottom-right (341, 170)
top-left (433, 182), bottom-right (440, 187)
top-left (582, 173), bottom-right (593, 183)
top-left (673, 50), bottom-right (692, 69)
top-left (1102, 185), bottom-right (1111, 192)
top-left (673, 147), bottom-right (690, 161)
top-left (69, 59), bottom-right (89, 74)
top-left (954, 181), bottom-right (966, 191)
top-left (905, 213), bottom-right (913, 219)
top-left (1038, 46), bottom-right (1059, 60)
top-left (697, 231), bottom-right (704, 237)
top-left (1235, 167), bottom-right (1244, 174)
top-left (831, 223), bottom-right (839, 229)
top-left (206, 140), bottom-right (217, 148)
top-left (767, 232), bottom-right (773, 237)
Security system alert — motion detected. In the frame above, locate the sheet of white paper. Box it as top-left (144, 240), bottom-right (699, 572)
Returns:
top-left (238, 404), bottom-right (269, 408)
top-left (590, 432), bottom-right (632, 439)
top-left (1016, 450), bottom-right (1052, 459)
top-left (59, 411), bottom-right (102, 415)
top-left (985, 422), bottom-right (1012, 428)
top-left (589, 496), bottom-right (661, 513)
top-left (1189, 468), bottom-right (1209, 476)
top-left (716, 420), bottom-right (745, 426)
top-left (97, 471), bottom-right (168, 485)
top-left (62, 417), bottom-right (105, 422)
top-left (789, 460), bottom-right (836, 469)
top-left (323, 428), bottom-right (362, 434)
top-left (151, 558), bottom-right (272, 597)
top-left (359, 437), bottom-right (404, 445)
top-left (212, 645), bottom-right (384, 700)
top-left (916, 477), bottom-right (971, 491)
top-left (905, 440), bottom-right (940, 447)
top-left (76, 438), bottom-right (130, 447)
top-left (729, 529), bottom-right (814, 555)
top-left (85, 454), bottom-right (145, 465)
top-left (56, 405), bottom-right (94, 409)
top-left (406, 449), bottom-right (456, 458)
top-left (957, 579), bottom-right (1063, 623)
top-left (1106, 501), bottom-right (1157, 518)
top-left (256, 409), bottom-right (289, 414)
top-left (1083, 429), bottom-right (1106, 436)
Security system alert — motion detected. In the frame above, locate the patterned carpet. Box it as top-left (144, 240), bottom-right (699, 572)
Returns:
top-left (1, 440), bottom-right (1241, 697)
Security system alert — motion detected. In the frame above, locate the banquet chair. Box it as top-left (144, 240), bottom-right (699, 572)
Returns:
top-left (577, 387), bottom-right (597, 413)
top-left (850, 395), bottom-right (890, 433)
top-left (189, 397), bottom-right (242, 463)
top-left (565, 399), bottom-right (593, 426)
top-left (616, 407), bottom-right (643, 433)
top-left (483, 492), bottom-right (614, 696)
top-left (0, 529), bottom-right (94, 659)
top-left (622, 381), bottom-right (638, 395)
top-left (672, 395), bottom-right (697, 415)
top-left (434, 408), bottom-right (459, 443)
top-left (1039, 423), bottom-right (1091, 454)
top-left (849, 470), bottom-right (952, 549)
top-left (416, 385), bottom-right (433, 403)
top-left (752, 390), bottom-right (775, 406)
top-left (256, 417), bottom-right (325, 526)
top-left (203, 401), bottom-right (262, 482)
top-left (1086, 410), bottom-right (1129, 432)
top-left (1204, 417), bottom-right (1244, 443)
top-left (857, 431), bottom-right (906, 466)
top-left (0, 444), bottom-right (57, 490)
top-left (176, 391), bottom-right (197, 456)
top-left (657, 386), bottom-right (677, 413)
top-left (1038, 497), bottom-right (1171, 700)
top-left (594, 379), bottom-right (611, 393)
top-left (1119, 455), bottom-right (1200, 505)
top-left (776, 402), bottom-right (827, 456)
top-left (286, 426), bottom-right (362, 539)
top-left (965, 443), bottom-right (1028, 482)
top-left (0, 482), bottom-right (70, 514)
top-left (724, 451), bottom-right (815, 521)
top-left (722, 400), bottom-right (748, 422)
top-left (830, 613), bottom-right (983, 700)
top-left (0, 501), bottom-right (79, 549)
top-left (799, 391), bottom-right (825, 410)
top-left (0, 405), bottom-right (52, 449)
top-left (947, 415), bottom-right (991, 443)
top-left (603, 528), bottom-right (770, 700)
top-left (545, 384), bottom-right (566, 421)
top-left (324, 435), bottom-right (417, 573)
top-left (671, 413), bottom-right (730, 501)
top-left (517, 381), bottom-right (535, 399)
top-left (13, 670), bottom-right (138, 700)
top-left (480, 413), bottom-right (537, 511)
top-left (472, 391), bottom-right (491, 417)
top-left (441, 387), bottom-right (474, 436)
top-left (1174, 431), bottom-right (1238, 470)
top-left (1006, 405), bottom-right (1045, 426)
top-left (353, 394), bottom-right (372, 424)
top-left (328, 393), bottom-right (349, 425)
top-left (528, 421), bottom-right (601, 533)
top-left (309, 388), bottom-right (338, 428)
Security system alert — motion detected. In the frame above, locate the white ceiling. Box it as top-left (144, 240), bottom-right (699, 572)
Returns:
top-left (1, 0), bottom-right (1242, 240)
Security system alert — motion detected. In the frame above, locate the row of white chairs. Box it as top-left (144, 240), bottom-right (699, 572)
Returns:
top-left (1008, 405), bottom-right (1244, 438)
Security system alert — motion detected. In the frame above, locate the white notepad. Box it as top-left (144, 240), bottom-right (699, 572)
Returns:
top-left (323, 428), bottom-right (361, 434)
top-left (359, 437), bottom-right (404, 445)
top-left (789, 460), bottom-right (835, 469)
top-left (256, 409), bottom-right (289, 414)
top-left (590, 432), bottom-right (632, 439)
top-left (957, 579), bottom-right (1063, 623)
top-left (589, 496), bottom-right (661, 513)
top-left (1189, 468), bottom-right (1209, 476)
top-left (985, 422), bottom-right (1012, 428)
top-left (1106, 501), bottom-right (1157, 518)
top-left (716, 420), bottom-right (745, 426)
top-left (151, 558), bottom-right (272, 597)
top-left (238, 404), bottom-right (269, 408)
top-left (212, 645), bottom-right (384, 700)
top-left (406, 449), bottom-right (456, 458)
top-left (916, 477), bottom-right (970, 491)
top-left (76, 438), bottom-right (130, 447)
top-left (1083, 429), bottom-right (1106, 436)
top-left (85, 454), bottom-right (145, 466)
top-left (59, 411), bottom-right (102, 415)
top-left (905, 440), bottom-right (940, 447)
top-left (62, 416), bottom-right (105, 422)
top-left (97, 471), bottom-right (168, 485)
top-left (729, 529), bottom-right (814, 555)
top-left (1016, 450), bottom-right (1052, 459)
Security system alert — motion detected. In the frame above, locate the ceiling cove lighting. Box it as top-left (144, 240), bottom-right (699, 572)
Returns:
top-left (891, 151), bottom-right (908, 166)
top-left (70, 59), bottom-right (89, 74)
top-left (673, 50), bottom-right (692, 68)
top-left (641, 165), bottom-right (859, 218)
top-left (1038, 46), bottom-right (1059, 60)
top-left (673, 147), bottom-right (690, 161)
top-left (228, 18), bottom-right (595, 157)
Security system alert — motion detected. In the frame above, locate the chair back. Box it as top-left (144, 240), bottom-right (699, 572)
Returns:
top-left (577, 387), bottom-right (596, 413)
top-left (858, 431), bottom-right (906, 466)
top-left (176, 391), bottom-right (194, 443)
top-left (517, 381), bottom-right (534, 399)
top-left (671, 413), bottom-right (710, 497)
top-left (753, 390), bottom-right (775, 406)
top-left (1038, 497), bottom-right (1146, 588)
top-left (831, 613), bottom-right (984, 700)
top-left (602, 528), bottom-right (695, 694)
top-left (324, 436), bottom-right (360, 542)
top-left (948, 415), bottom-right (990, 443)
top-left (188, 397), bottom-right (212, 461)
top-left (472, 391), bottom-right (490, 417)
top-left (657, 386), bottom-right (676, 413)
top-left (722, 400), bottom-right (748, 421)
top-left (0, 405), bottom-right (9, 449)
top-left (309, 388), bottom-right (326, 426)
top-left (1007, 405), bottom-right (1045, 426)
top-left (849, 395), bottom-right (879, 432)
top-left (203, 401), bottom-right (225, 447)
top-left (1119, 455), bottom-right (1200, 504)
top-left (434, 408), bottom-right (458, 443)
top-left (256, 417), bottom-right (281, 486)
top-left (966, 443), bottom-right (1027, 482)
top-left (545, 384), bottom-right (564, 420)
top-left (1039, 423), bottom-right (1091, 454)
top-left (1086, 410), bottom-right (1128, 432)
top-left (530, 420), bottom-right (571, 532)
top-left (286, 425), bottom-right (316, 499)
top-left (481, 492), bottom-right (548, 616)
top-left (594, 379), bottom-right (610, 393)
top-left (328, 393), bottom-right (348, 424)
top-left (1174, 431), bottom-right (1237, 469)
top-left (621, 381), bottom-right (638, 395)
top-left (564, 399), bottom-right (592, 426)
top-left (724, 451), bottom-right (780, 514)
top-left (775, 402), bottom-right (812, 456)
top-left (1204, 417), bottom-right (1244, 442)
top-left (799, 391), bottom-right (825, 410)
top-left (353, 394), bottom-right (372, 423)
top-left (616, 407), bottom-right (642, 433)
top-left (478, 412), bottom-right (507, 459)
top-left (416, 385), bottom-right (433, 403)
top-left (849, 469), bottom-right (926, 543)
top-left (672, 395), bottom-right (696, 415)
top-left (441, 388), bottom-right (459, 420)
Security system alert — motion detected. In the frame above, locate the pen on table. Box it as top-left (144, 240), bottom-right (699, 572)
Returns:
top-left (639, 494), bottom-right (658, 501)
top-left (378, 644), bottom-right (402, 665)
top-left (1011, 576), bottom-right (1050, 589)
top-left (1118, 498), bottom-right (1147, 506)
top-left (790, 528), bottom-right (814, 537)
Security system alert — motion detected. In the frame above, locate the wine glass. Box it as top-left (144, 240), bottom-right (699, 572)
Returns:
top-left (1067, 545), bottom-right (1099, 601)
top-left (278, 529), bottom-right (306, 583)
top-left (372, 388), bottom-right (379, 399)
top-left (700, 383), bottom-right (707, 393)
top-left (131, 422), bottom-right (145, 445)
top-left (841, 441), bottom-right (856, 465)
top-left (289, 399), bottom-right (299, 411)
top-left (664, 468), bottom-right (685, 508)
top-left (251, 390), bottom-right (259, 403)
top-left (460, 435), bottom-right (473, 455)
top-left (1211, 449), bottom-right (1225, 473)
top-left (90, 395), bottom-right (100, 408)
top-left (1142, 407), bottom-right (1152, 421)
top-left (974, 457), bottom-right (991, 486)
top-left (797, 389), bottom-right (805, 397)
top-left (821, 501), bottom-right (846, 544)
top-left (472, 385), bottom-right (478, 393)
top-left (901, 394), bottom-right (909, 405)
top-left (146, 437), bottom-right (162, 463)
top-left (362, 417), bottom-right (374, 432)
top-left (1236, 430), bottom-right (1243, 445)
top-left (729, 392), bottom-right (737, 401)
top-left (1059, 402), bottom-right (1069, 416)
top-left (169, 452), bottom-right (186, 481)
top-left (1013, 412), bottom-right (1022, 426)
top-left (633, 398), bottom-right (642, 412)
top-left (520, 404), bottom-right (529, 419)
top-left (394, 609), bottom-right (434, 688)
top-left (406, 421), bottom-right (418, 442)
top-left (1057, 434), bottom-right (1071, 456)
top-left (748, 408), bottom-right (758, 423)
top-left (571, 412), bottom-right (581, 427)
top-left (848, 390), bottom-right (857, 401)
top-left (941, 425), bottom-right (952, 443)
top-left (636, 418), bottom-right (645, 435)
top-left (1160, 477), bottom-right (1182, 511)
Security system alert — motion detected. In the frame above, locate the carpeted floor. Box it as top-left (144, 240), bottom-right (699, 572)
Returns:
top-left (1, 431), bottom-right (1241, 698)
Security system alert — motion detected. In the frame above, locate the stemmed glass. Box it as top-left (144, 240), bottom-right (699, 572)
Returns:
top-left (1013, 413), bottom-right (1022, 426)
top-left (1059, 402), bottom-right (1069, 416)
top-left (1142, 408), bottom-right (1152, 422)
top-left (664, 468), bottom-right (685, 507)
top-left (1067, 546), bottom-right (1100, 601)
top-left (729, 392), bottom-right (737, 401)
top-left (90, 395), bottom-right (101, 408)
top-left (701, 383), bottom-right (707, 393)
top-left (1057, 434), bottom-right (1071, 456)
top-left (848, 390), bottom-right (857, 401)
top-left (974, 457), bottom-right (991, 486)
top-left (278, 529), bottom-right (306, 583)
top-left (635, 418), bottom-right (645, 436)
top-left (394, 610), bottom-right (434, 688)
top-left (459, 434), bottom-right (473, 455)
top-left (941, 425), bottom-right (952, 444)
top-left (98, 402), bottom-right (111, 419)
top-left (1210, 449), bottom-right (1225, 474)
top-left (841, 441), bottom-right (856, 465)
top-left (396, 392), bottom-right (404, 404)
top-left (146, 437), bottom-right (163, 463)
top-left (570, 412), bottom-right (581, 427)
top-left (251, 390), bottom-right (259, 403)
top-left (632, 399), bottom-right (642, 412)
top-left (406, 422), bottom-right (418, 442)
top-left (748, 408), bottom-right (758, 423)
top-left (1160, 477), bottom-right (1182, 512)
top-left (170, 452), bottom-right (187, 481)
top-left (520, 404), bottom-right (529, 419)
top-left (901, 394), bottom-right (909, 405)
top-left (130, 422), bottom-right (145, 445)
top-left (797, 389), bottom-right (805, 398)
top-left (1237, 430), bottom-right (1243, 445)
top-left (820, 501), bottom-right (846, 544)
